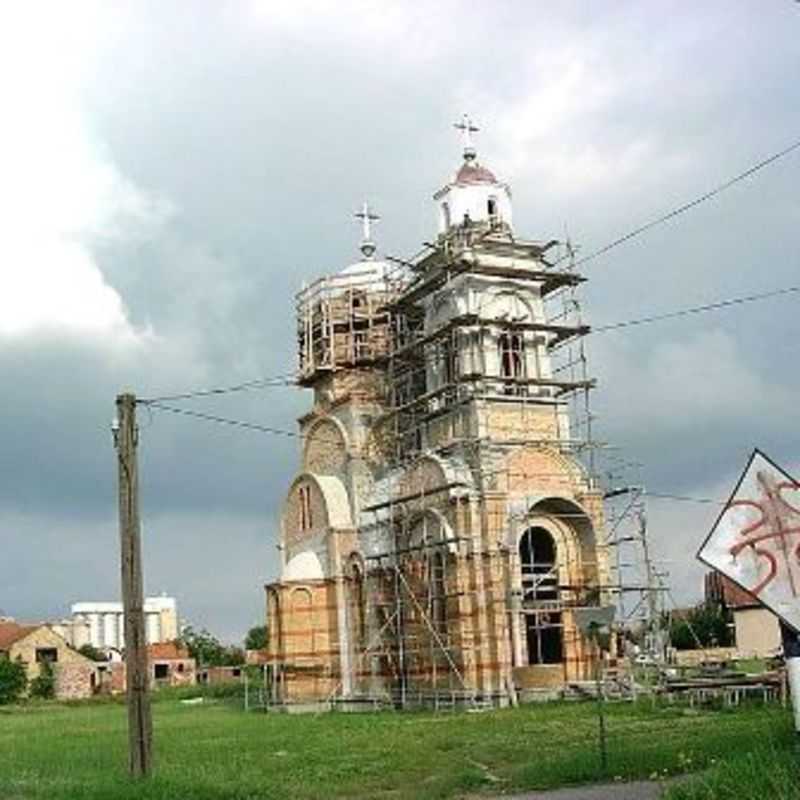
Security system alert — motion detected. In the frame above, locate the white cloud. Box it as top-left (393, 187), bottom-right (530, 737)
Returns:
top-left (0, 2), bottom-right (171, 340)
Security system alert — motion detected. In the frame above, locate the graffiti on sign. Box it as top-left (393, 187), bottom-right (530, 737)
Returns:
top-left (698, 449), bottom-right (800, 633)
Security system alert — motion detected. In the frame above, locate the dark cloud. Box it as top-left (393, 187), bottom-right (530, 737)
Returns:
top-left (3, 2), bottom-right (800, 640)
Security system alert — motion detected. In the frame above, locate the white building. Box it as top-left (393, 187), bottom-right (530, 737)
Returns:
top-left (57, 595), bottom-right (179, 653)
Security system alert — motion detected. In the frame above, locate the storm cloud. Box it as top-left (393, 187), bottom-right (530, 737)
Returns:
top-left (2, 1), bottom-right (799, 640)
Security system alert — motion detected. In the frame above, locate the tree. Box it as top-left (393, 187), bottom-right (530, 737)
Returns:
top-left (0, 658), bottom-right (28, 705)
top-left (244, 625), bottom-right (268, 651)
top-left (78, 644), bottom-right (106, 662)
top-left (29, 660), bottom-right (55, 700)
top-left (668, 601), bottom-right (733, 650)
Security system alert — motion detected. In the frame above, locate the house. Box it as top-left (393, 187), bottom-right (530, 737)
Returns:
top-left (197, 665), bottom-right (244, 685)
top-left (0, 622), bottom-right (97, 699)
top-left (97, 642), bottom-right (196, 693)
top-left (705, 572), bottom-right (781, 658)
top-left (148, 642), bottom-right (196, 687)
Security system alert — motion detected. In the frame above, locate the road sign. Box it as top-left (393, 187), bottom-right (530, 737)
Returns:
top-left (697, 449), bottom-right (800, 634)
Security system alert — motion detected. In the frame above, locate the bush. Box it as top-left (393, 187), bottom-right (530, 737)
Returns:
top-left (29, 661), bottom-right (55, 700)
top-left (0, 658), bottom-right (28, 705)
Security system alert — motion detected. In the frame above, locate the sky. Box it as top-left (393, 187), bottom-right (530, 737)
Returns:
top-left (1, 1), bottom-right (799, 643)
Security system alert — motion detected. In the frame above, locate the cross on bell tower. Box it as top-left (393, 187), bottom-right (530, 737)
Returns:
top-left (355, 202), bottom-right (380, 259)
top-left (454, 114), bottom-right (479, 162)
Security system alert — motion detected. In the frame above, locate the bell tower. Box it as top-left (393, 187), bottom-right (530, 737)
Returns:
top-left (434, 115), bottom-right (513, 235)
top-left (386, 119), bottom-right (591, 465)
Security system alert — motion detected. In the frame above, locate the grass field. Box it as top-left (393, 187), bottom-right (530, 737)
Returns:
top-left (0, 698), bottom-right (795, 800)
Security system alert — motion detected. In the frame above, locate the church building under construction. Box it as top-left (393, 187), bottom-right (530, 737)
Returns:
top-left (265, 119), bottom-right (612, 707)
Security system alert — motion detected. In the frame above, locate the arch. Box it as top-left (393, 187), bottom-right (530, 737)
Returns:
top-left (302, 416), bottom-right (349, 475)
top-left (505, 445), bottom-right (587, 497)
top-left (407, 508), bottom-right (456, 554)
top-left (487, 195), bottom-right (498, 219)
top-left (398, 454), bottom-right (449, 498)
top-left (282, 472), bottom-right (353, 546)
top-left (478, 289), bottom-right (533, 323)
top-left (529, 496), bottom-right (597, 562)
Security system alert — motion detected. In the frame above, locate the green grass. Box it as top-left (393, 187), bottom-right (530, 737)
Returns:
top-left (665, 743), bottom-right (800, 800)
top-left (0, 699), bottom-right (794, 799)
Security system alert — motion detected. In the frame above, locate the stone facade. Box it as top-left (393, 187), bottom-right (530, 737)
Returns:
top-left (266, 139), bottom-right (611, 707)
top-left (0, 622), bottom-right (97, 699)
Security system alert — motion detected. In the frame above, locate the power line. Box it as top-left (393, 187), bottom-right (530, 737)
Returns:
top-left (140, 373), bottom-right (296, 404)
top-left (139, 281), bottom-right (799, 403)
top-left (644, 492), bottom-right (722, 505)
top-left (573, 136), bottom-right (800, 269)
top-left (146, 402), bottom-right (307, 441)
top-left (592, 285), bottom-right (799, 333)
top-left (144, 402), bottom-right (729, 508)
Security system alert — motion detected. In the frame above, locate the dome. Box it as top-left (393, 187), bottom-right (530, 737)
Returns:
top-left (329, 259), bottom-right (394, 295)
top-left (454, 161), bottom-right (498, 186)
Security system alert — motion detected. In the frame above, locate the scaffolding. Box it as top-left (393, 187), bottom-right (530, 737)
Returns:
top-left (274, 222), bottom-right (665, 710)
top-left (296, 263), bottom-right (403, 385)
top-left (342, 222), bottom-right (612, 707)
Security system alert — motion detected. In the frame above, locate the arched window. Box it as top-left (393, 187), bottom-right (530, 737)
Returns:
top-left (498, 332), bottom-right (525, 394)
top-left (519, 527), bottom-right (558, 602)
top-left (298, 485), bottom-right (313, 530)
top-left (487, 196), bottom-right (498, 219)
top-left (519, 528), bottom-right (562, 665)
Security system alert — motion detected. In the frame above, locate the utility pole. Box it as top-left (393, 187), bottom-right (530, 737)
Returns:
top-left (637, 505), bottom-right (661, 658)
top-left (114, 392), bottom-right (153, 778)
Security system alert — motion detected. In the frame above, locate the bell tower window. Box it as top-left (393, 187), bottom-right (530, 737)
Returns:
top-left (298, 485), bottom-right (313, 531)
top-left (498, 332), bottom-right (525, 394)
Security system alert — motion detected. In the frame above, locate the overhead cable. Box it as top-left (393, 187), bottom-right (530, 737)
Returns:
top-left (140, 373), bottom-right (296, 404)
top-left (573, 136), bottom-right (800, 269)
top-left (592, 285), bottom-right (799, 333)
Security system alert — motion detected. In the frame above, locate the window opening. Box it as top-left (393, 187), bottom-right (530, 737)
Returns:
top-left (519, 528), bottom-right (562, 665)
top-left (519, 527), bottom-right (558, 603)
top-left (487, 196), bottom-right (498, 219)
top-left (498, 332), bottom-right (525, 394)
top-left (35, 648), bottom-right (58, 663)
top-left (298, 485), bottom-right (313, 530)
top-left (524, 612), bottom-right (563, 665)
top-left (154, 663), bottom-right (169, 680)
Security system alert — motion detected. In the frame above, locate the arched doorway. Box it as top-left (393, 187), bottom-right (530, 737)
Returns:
top-left (519, 527), bottom-right (563, 665)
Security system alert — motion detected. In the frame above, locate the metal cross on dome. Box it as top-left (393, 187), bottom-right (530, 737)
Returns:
top-left (355, 202), bottom-right (380, 258)
top-left (454, 114), bottom-right (479, 160)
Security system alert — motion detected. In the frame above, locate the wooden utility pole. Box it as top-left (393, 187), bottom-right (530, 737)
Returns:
top-left (115, 392), bottom-right (153, 778)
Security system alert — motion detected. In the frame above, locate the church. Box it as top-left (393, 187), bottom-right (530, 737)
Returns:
top-left (265, 119), bottom-right (612, 707)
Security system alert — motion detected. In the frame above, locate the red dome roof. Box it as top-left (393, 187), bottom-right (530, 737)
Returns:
top-left (454, 161), bottom-right (497, 185)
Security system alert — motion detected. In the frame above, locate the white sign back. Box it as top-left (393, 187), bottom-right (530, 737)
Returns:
top-left (697, 449), bottom-right (800, 634)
